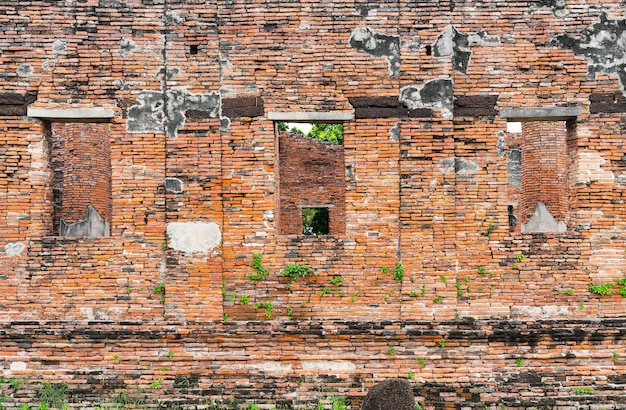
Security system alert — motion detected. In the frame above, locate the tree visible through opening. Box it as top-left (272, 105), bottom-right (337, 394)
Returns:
top-left (302, 207), bottom-right (329, 235)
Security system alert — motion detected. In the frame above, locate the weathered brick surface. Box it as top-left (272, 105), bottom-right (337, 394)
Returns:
top-left (0, 0), bottom-right (626, 407)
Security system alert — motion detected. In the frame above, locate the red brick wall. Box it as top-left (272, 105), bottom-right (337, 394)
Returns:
top-left (1, 0), bottom-right (626, 407)
top-left (278, 131), bottom-right (346, 236)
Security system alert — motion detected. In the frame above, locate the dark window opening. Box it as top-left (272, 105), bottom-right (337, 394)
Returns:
top-left (189, 44), bottom-right (198, 55)
top-left (302, 207), bottom-right (330, 235)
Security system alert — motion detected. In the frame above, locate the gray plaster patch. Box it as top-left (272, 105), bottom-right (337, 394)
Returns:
top-left (60, 205), bottom-right (110, 238)
top-left (508, 149), bottom-right (522, 189)
top-left (5, 242), bottom-right (25, 256)
top-left (399, 78), bottom-right (454, 118)
top-left (119, 39), bottom-right (137, 58)
top-left (496, 135), bottom-right (506, 157)
top-left (126, 88), bottom-right (221, 138)
top-left (16, 64), bottom-right (33, 77)
top-left (166, 221), bottom-right (222, 254)
top-left (454, 157), bottom-right (478, 174)
top-left (165, 177), bottom-right (183, 194)
top-left (535, 0), bottom-right (568, 18)
top-left (433, 26), bottom-right (499, 73)
top-left (521, 202), bottom-right (567, 233)
top-left (439, 157), bottom-right (478, 174)
top-left (389, 121), bottom-right (400, 142)
top-left (349, 27), bottom-right (400, 76)
top-left (52, 39), bottom-right (67, 54)
top-left (552, 13), bottom-right (626, 95)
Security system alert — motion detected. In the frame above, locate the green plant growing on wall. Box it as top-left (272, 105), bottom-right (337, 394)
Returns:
top-left (573, 387), bottom-right (594, 395)
top-left (388, 347), bottom-right (396, 355)
top-left (416, 357), bottom-right (425, 368)
top-left (249, 253), bottom-right (270, 282)
top-left (281, 264), bottom-right (315, 288)
top-left (477, 266), bottom-right (486, 276)
top-left (437, 341), bottom-right (446, 348)
top-left (349, 291), bottom-right (362, 303)
top-left (407, 370), bottom-right (414, 380)
top-left (578, 301), bottom-right (585, 310)
top-left (480, 220), bottom-right (497, 237)
top-left (254, 301), bottom-right (274, 318)
top-left (588, 282), bottom-right (613, 296)
top-left (38, 382), bottom-right (68, 409)
top-left (512, 253), bottom-right (527, 269)
top-left (393, 263), bottom-right (404, 283)
top-left (515, 358), bottom-right (524, 367)
top-left (433, 296), bottom-right (444, 304)
top-left (380, 266), bottom-right (389, 274)
top-left (239, 294), bottom-right (249, 304)
top-left (439, 274), bottom-right (447, 283)
top-left (613, 352), bottom-right (619, 363)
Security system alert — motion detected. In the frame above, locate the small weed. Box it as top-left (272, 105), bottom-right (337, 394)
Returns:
top-left (480, 221), bottom-right (497, 237)
top-left (126, 286), bottom-right (132, 294)
top-left (516, 358), bottom-right (524, 367)
top-left (321, 287), bottom-right (331, 296)
top-left (350, 291), bottom-right (362, 303)
top-left (380, 266), bottom-right (389, 274)
top-left (150, 379), bottom-right (163, 390)
top-left (249, 253), bottom-right (270, 282)
top-left (239, 294), bottom-right (249, 304)
top-left (514, 253), bottom-right (527, 262)
top-left (20, 405), bottom-right (29, 410)
top-left (329, 276), bottom-right (344, 286)
top-left (9, 378), bottom-right (22, 389)
top-left (160, 241), bottom-right (168, 251)
top-left (565, 289), bottom-right (574, 295)
top-left (153, 283), bottom-right (165, 295)
top-left (588, 283), bottom-right (613, 296)
top-left (281, 264), bottom-right (315, 286)
top-left (112, 354), bottom-right (119, 361)
top-left (573, 387), bottom-right (594, 395)
top-left (439, 274), bottom-right (447, 283)
top-left (416, 357), bottom-right (425, 368)
top-left (167, 350), bottom-right (173, 358)
top-left (393, 263), bottom-right (404, 283)
top-left (613, 352), bottom-right (619, 362)
top-left (409, 290), bottom-right (418, 298)
top-left (331, 397), bottom-right (347, 410)
top-left (578, 301), bottom-right (585, 310)
top-left (407, 370), bottom-right (414, 380)
top-left (433, 296), bottom-right (444, 304)
top-left (388, 347), bottom-right (396, 355)
top-left (477, 266), bottom-right (486, 276)
top-left (437, 341), bottom-right (446, 348)
top-left (39, 382), bottom-right (68, 409)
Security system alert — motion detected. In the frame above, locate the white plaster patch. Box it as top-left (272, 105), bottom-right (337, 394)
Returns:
top-left (5, 242), bottom-right (25, 256)
top-left (511, 305), bottom-right (573, 319)
top-left (10, 362), bottom-right (28, 371)
top-left (16, 64), bottom-right (33, 77)
top-left (166, 222), bottom-right (222, 254)
top-left (300, 360), bottom-right (356, 373)
top-left (251, 361), bottom-right (293, 374)
top-left (577, 151), bottom-right (614, 184)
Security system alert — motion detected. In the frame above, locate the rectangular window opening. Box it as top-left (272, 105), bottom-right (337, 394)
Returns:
top-left (275, 120), bottom-right (346, 236)
top-left (506, 119), bottom-right (574, 234)
top-left (48, 122), bottom-right (112, 237)
top-left (302, 207), bottom-right (330, 235)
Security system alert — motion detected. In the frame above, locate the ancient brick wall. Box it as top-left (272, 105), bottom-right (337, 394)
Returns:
top-left (0, 0), bottom-right (626, 407)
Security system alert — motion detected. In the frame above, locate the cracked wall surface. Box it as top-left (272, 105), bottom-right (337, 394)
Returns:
top-left (1, 0), bottom-right (626, 408)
